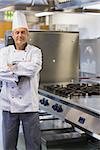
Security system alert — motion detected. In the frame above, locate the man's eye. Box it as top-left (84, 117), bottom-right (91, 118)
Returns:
top-left (16, 32), bottom-right (19, 34)
top-left (21, 31), bottom-right (25, 34)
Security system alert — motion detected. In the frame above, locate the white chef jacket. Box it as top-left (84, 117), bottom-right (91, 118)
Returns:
top-left (0, 44), bottom-right (42, 113)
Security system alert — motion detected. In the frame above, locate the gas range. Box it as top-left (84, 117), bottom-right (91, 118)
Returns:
top-left (43, 83), bottom-right (100, 98)
top-left (39, 83), bottom-right (100, 141)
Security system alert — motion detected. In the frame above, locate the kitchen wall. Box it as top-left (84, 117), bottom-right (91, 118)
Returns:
top-left (50, 12), bottom-right (100, 39)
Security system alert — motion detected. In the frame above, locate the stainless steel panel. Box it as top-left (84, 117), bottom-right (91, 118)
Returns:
top-left (66, 107), bottom-right (100, 136)
top-left (39, 94), bottom-right (69, 120)
top-left (28, 31), bottom-right (79, 83)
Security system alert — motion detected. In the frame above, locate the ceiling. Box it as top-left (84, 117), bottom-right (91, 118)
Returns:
top-left (0, 0), bottom-right (100, 12)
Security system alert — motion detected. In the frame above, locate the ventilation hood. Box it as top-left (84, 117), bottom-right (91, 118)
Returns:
top-left (0, 0), bottom-right (32, 6)
top-left (55, 0), bottom-right (100, 10)
top-left (0, 0), bottom-right (48, 5)
top-left (0, 0), bottom-right (32, 9)
top-left (0, 0), bottom-right (49, 9)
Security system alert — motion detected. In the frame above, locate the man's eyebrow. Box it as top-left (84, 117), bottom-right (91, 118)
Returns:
top-left (15, 30), bottom-right (26, 33)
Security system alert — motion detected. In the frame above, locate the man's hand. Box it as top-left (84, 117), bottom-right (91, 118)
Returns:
top-left (7, 64), bottom-right (15, 71)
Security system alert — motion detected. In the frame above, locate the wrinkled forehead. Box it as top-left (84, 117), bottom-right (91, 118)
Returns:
top-left (12, 27), bottom-right (28, 34)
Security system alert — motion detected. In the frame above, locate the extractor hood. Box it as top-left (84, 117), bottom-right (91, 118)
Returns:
top-left (0, 0), bottom-right (32, 5)
top-left (0, 0), bottom-right (49, 6)
top-left (55, 0), bottom-right (100, 9)
top-left (0, 0), bottom-right (49, 9)
top-left (0, 0), bottom-right (32, 9)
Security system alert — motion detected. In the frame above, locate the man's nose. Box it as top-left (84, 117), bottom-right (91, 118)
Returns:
top-left (19, 32), bottom-right (22, 36)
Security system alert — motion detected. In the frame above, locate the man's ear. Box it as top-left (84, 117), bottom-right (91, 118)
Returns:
top-left (10, 31), bottom-right (15, 45)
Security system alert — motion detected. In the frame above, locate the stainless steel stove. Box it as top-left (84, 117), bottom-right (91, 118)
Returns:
top-left (39, 83), bottom-right (100, 142)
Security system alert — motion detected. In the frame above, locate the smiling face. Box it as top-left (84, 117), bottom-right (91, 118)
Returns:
top-left (12, 27), bottom-right (29, 50)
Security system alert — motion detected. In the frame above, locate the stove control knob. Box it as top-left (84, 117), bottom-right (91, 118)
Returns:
top-left (44, 99), bottom-right (49, 106)
top-left (57, 105), bottom-right (63, 112)
top-left (40, 98), bottom-right (45, 104)
top-left (52, 103), bottom-right (58, 111)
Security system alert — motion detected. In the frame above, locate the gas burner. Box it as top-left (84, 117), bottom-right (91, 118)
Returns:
top-left (43, 83), bottom-right (100, 98)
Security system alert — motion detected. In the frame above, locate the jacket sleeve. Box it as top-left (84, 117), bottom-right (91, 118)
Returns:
top-left (0, 47), bottom-right (18, 82)
top-left (12, 48), bottom-right (42, 77)
top-left (0, 71), bottom-right (18, 82)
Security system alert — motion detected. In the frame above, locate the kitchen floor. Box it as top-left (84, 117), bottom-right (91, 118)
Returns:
top-left (0, 110), bottom-right (25, 150)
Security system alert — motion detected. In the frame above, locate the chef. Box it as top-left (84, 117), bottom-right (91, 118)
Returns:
top-left (0, 11), bottom-right (42, 150)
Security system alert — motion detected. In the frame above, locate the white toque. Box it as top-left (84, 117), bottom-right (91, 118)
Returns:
top-left (12, 11), bottom-right (28, 31)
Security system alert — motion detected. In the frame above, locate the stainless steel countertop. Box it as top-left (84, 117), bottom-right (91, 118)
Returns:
top-left (39, 89), bottom-right (100, 115)
top-left (64, 96), bottom-right (100, 115)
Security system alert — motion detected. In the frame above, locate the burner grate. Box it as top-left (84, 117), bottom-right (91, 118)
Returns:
top-left (43, 83), bottom-right (100, 98)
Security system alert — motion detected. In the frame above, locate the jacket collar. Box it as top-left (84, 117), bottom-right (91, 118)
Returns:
top-left (14, 42), bottom-right (27, 50)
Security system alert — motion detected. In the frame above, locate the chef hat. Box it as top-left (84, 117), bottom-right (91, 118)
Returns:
top-left (12, 11), bottom-right (28, 31)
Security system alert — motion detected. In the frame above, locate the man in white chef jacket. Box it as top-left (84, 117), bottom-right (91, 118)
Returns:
top-left (0, 11), bottom-right (42, 150)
